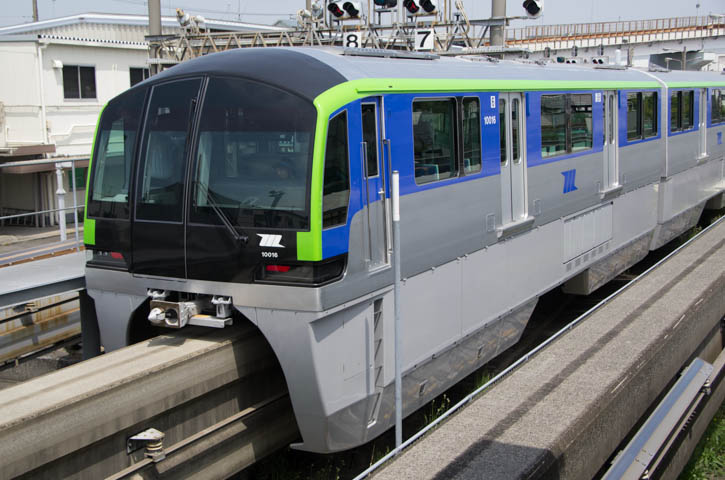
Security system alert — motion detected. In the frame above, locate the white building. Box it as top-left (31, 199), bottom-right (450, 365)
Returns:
top-left (0, 13), bottom-right (283, 227)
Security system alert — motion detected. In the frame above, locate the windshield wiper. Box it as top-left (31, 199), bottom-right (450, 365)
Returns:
top-left (196, 182), bottom-right (248, 245)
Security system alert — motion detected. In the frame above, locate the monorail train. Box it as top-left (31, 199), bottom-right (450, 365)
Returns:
top-left (83, 47), bottom-right (725, 453)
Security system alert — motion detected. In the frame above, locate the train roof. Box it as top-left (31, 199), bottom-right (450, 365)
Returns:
top-left (145, 47), bottom-right (725, 102)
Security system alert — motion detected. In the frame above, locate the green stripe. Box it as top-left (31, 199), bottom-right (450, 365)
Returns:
top-left (668, 81), bottom-right (725, 88)
top-left (83, 104), bottom-right (107, 246)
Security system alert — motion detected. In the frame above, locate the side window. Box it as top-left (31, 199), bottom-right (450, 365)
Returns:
top-left (88, 88), bottom-right (146, 219)
top-left (462, 97), bottom-right (482, 174)
top-left (643, 92), bottom-right (658, 138)
top-left (626, 91), bottom-right (657, 141)
top-left (541, 94), bottom-right (567, 158)
top-left (322, 111), bottom-right (350, 229)
top-left (627, 92), bottom-right (642, 141)
top-left (712, 90), bottom-right (721, 124)
top-left (136, 78), bottom-right (202, 222)
top-left (361, 104), bottom-right (379, 177)
top-left (413, 98), bottom-right (458, 185)
top-left (570, 94), bottom-right (592, 152)
top-left (670, 90), bottom-right (694, 132)
top-left (671, 91), bottom-right (681, 132)
top-left (682, 90), bottom-right (694, 129)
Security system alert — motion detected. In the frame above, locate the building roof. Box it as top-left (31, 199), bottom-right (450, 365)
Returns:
top-left (0, 12), bottom-right (286, 45)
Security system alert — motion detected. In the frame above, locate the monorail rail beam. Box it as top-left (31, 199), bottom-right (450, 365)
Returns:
top-left (0, 323), bottom-right (296, 479)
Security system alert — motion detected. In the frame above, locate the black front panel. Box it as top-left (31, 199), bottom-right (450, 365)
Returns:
top-left (185, 225), bottom-right (299, 282)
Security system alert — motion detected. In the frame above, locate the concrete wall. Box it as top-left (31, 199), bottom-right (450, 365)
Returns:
top-left (0, 40), bottom-right (148, 155)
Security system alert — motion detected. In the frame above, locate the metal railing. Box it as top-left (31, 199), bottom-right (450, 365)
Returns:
top-left (0, 157), bottom-right (87, 252)
top-left (505, 15), bottom-right (725, 49)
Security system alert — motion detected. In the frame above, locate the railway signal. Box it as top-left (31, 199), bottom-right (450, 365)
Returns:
top-left (403, 0), bottom-right (438, 15)
top-left (328, 1), bottom-right (362, 19)
top-left (522, 0), bottom-right (543, 18)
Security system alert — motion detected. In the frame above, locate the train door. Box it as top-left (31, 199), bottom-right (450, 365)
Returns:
top-left (602, 90), bottom-right (619, 191)
top-left (132, 78), bottom-right (203, 278)
top-left (699, 88), bottom-right (707, 158)
top-left (361, 98), bottom-right (389, 269)
top-left (499, 92), bottom-right (527, 225)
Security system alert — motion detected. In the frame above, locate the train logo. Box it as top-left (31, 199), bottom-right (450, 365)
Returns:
top-left (257, 234), bottom-right (284, 248)
top-left (561, 169), bottom-right (578, 193)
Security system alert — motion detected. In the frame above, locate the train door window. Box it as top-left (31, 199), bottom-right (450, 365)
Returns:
top-left (361, 103), bottom-right (379, 177)
top-left (720, 90), bottom-right (725, 121)
top-left (609, 95), bottom-right (615, 143)
top-left (671, 92), bottom-right (681, 132)
top-left (602, 96), bottom-right (607, 146)
top-left (643, 92), bottom-right (658, 137)
top-left (627, 93), bottom-right (642, 140)
top-left (541, 94), bottom-right (567, 158)
top-left (136, 78), bottom-right (201, 222)
top-left (462, 97), bottom-right (482, 174)
top-left (499, 99), bottom-right (507, 165)
top-left (412, 98), bottom-right (458, 185)
top-left (323, 111), bottom-right (350, 228)
top-left (570, 94), bottom-right (593, 152)
top-left (712, 90), bottom-right (721, 124)
top-left (87, 88), bottom-right (146, 219)
top-left (511, 98), bottom-right (522, 163)
top-left (682, 91), bottom-right (694, 129)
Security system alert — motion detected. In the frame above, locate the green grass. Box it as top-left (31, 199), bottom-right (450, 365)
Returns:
top-left (679, 401), bottom-right (725, 480)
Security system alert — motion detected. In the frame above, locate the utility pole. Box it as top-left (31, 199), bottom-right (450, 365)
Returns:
top-left (490, 0), bottom-right (505, 47)
top-left (148, 0), bottom-right (162, 75)
top-left (32, 0), bottom-right (39, 22)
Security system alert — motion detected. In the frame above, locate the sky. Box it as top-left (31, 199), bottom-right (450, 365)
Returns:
top-left (0, 0), bottom-right (722, 28)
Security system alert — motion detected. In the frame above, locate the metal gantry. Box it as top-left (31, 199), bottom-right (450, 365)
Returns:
top-left (147, 14), bottom-right (725, 67)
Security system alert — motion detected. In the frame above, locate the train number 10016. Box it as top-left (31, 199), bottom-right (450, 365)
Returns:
top-left (483, 115), bottom-right (497, 125)
top-left (261, 251), bottom-right (278, 258)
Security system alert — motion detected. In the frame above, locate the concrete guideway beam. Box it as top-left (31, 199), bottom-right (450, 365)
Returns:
top-left (0, 323), bottom-right (293, 479)
top-left (372, 219), bottom-right (725, 480)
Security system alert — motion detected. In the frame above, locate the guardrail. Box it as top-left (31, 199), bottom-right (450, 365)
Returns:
top-left (0, 157), bottom-right (87, 252)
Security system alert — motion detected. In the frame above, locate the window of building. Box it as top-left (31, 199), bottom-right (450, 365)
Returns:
top-left (62, 65), bottom-right (96, 99)
top-left (413, 98), bottom-right (458, 185)
top-left (130, 67), bottom-right (150, 87)
top-left (627, 91), bottom-right (658, 141)
top-left (322, 111), bottom-right (350, 228)
top-left (671, 90), bottom-right (694, 132)
top-left (462, 97), bottom-right (482, 174)
top-left (541, 94), bottom-right (593, 158)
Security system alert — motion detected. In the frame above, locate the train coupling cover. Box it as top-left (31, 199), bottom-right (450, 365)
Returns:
top-left (147, 289), bottom-right (233, 329)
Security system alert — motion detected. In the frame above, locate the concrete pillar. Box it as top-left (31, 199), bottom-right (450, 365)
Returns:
top-left (55, 164), bottom-right (66, 241)
top-left (148, 0), bottom-right (162, 75)
top-left (490, 0), bottom-right (506, 47)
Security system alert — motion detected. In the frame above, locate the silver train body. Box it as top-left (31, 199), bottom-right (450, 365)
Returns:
top-left (83, 47), bottom-right (725, 453)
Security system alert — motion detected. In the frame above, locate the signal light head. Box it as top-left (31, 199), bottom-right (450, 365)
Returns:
top-left (522, 0), bottom-right (543, 18)
top-left (403, 0), bottom-right (420, 14)
top-left (420, 0), bottom-right (437, 12)
top-left (328, 2), bottom-right (345, 17)
top-left (343, 1), bottom-right (360, 17)
top-left (374, 0), bottom-right (397, 7)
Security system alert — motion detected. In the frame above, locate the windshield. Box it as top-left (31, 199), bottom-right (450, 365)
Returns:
top-left (190, 76), bottom-right (316, 230)
top-left (87, 87), bottom-right (146, 219)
